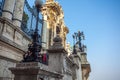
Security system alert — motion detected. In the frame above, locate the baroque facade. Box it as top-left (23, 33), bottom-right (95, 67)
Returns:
top-left (0, 0), bottom-right (91, 80)
top-left (41, 0), bottom-right (69, 49)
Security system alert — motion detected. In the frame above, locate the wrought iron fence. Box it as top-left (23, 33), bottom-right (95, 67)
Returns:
top-left (21, 0), bottom-right (42, 38)
top-left (0, 0), bottom-right (5, 16)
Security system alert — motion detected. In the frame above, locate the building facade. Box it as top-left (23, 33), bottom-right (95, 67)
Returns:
top-left (41, 0), bottom-right (69, 49)
top-left (0, 0), bottom-right (91, 80)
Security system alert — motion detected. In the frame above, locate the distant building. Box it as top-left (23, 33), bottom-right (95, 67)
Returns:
top-left (0, 0), bottom-right (91, 80)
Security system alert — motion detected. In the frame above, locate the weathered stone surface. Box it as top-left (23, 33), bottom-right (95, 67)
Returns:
top-left (2, 24), bottom-right (14, 41)
top-left (63, 57), bottom-right (75, 80)
top-left (0, 58), bottom-right (15, 80)
top-left (0, 17), bottom-right (31, 51)
top-left (41, 15), bottom-right (47, 49)
top-left (0, 22), bottom-right (3, 33)
top-left (48, 35), bottom-right (66, 74)
top-left (2, 0), bottom-right (15, 20)
top-left (48, 35), bottom-right (66, 52)
top-left (16, 62), bottom-right (48, 69)
top-left (72, 54), bottom-right (82, 80)
top-left (80, 52), bottom-right (91, 80)
top-left (47, 36), bottom-right (76, 80)
top-left (0, 41), bottom-right (23, 61)
top-left (13, 0), bottom-right (25, 27)
top-left (14, 31), bottom-right (22, 45)
top-left (9, 62), bottom-right (63, 80)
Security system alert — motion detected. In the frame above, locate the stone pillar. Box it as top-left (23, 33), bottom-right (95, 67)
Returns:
top-left (81, 52), bottom-right (87, 62)
top-left (13, 0), bottom-right (25, 27)
top-left (48, 35), bottom-right (67, 73)
top-left (72, 54), bottom-right (82, 80)
top-left (2, 0), bottom-right (15, 20)
top-left (42, 15), bottom-right (47, 49)
top-left (41, 7), bottom-right (51, 49)
top-left (46, 23), bottom-right (50, 49)
top-left (80, 52), bottom-right (91, 80)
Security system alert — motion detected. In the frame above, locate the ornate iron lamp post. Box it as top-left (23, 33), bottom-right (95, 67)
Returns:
top-left (32, 0), bottom-right (43, 61)
top-left (22, 0), bottom-right (43, 62)
top-left (78, 31), bottom-right (85, 52)
top-left (72, 33), bottom-right (77, 54)
top-left (72, 31), bottom-right (85, 53)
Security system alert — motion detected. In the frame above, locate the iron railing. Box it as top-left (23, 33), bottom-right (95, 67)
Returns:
top-left (21, 0), bottom-right (42, 38)
top-left (0, 0), bottom-right (5, 16)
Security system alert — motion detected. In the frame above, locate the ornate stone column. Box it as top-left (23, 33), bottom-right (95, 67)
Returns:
top-left (41, 6), bottom-right (51, 49)
top-left (13, 0), bottom-right (25, 27)
top-left (41, 15), bottom-right (47, 49)
top-left (2, 0), bottom-right (15, 20)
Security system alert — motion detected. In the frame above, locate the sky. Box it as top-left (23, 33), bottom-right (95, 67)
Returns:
top-left (28, 0), bottom-right (120, 80)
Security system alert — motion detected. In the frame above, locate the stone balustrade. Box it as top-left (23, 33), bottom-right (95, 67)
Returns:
top-left (0, 17), bottom-right (32, 62)
top-left (0, 17), bottom-right (31, 51)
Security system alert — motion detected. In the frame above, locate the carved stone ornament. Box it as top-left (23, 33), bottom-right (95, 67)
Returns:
top-left (53, 35), bottom-right (62, 43)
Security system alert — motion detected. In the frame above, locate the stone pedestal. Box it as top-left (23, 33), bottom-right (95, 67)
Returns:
top-left (80, 52), bottom-right (91, 80)
top-left (72, 54), bottom-right (82, 80)
top-left (2, 0), bottom-right (15, 20)
top-left (9, 62), bottom-right (63, 80)
top-left (48, 35), bottom-right (67, 73)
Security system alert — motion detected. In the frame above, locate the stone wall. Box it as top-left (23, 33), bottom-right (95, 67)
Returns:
top-left (0, 40), bottom-right (24, 61)
top-left (0, 58), bottom-right (15, 80)
top-left (63, 57), bottom-right (73, 80)
top-left (0, 17), bottom-right (32, 80)
top-left (9, 62), bottom-right (63, 80)
top-left (0, 17), bottom-right (31, 61)
top-left (0, 17), bottom-right (31, 49)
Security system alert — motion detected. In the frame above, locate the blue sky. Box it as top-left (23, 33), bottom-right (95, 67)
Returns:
top-left (28, 0), bottom-right (120, 80)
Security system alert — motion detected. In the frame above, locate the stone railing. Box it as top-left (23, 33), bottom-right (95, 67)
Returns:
top-left (0, 17), bottom-right (32, 51)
